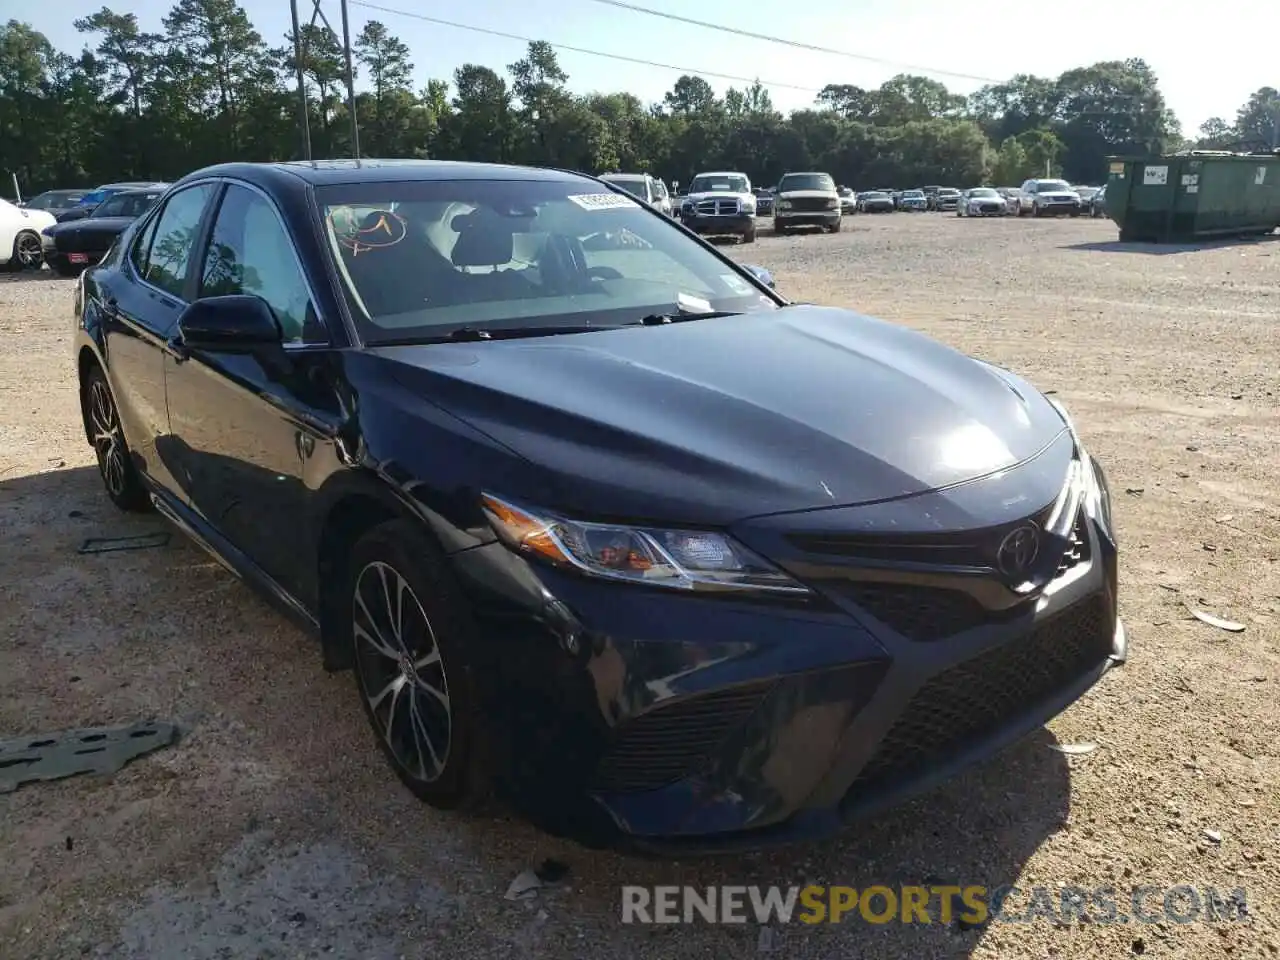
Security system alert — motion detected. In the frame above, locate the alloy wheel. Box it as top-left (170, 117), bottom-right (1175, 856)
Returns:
top-left (88, 379), bottom-right (127, 498)
top-left (352, 560), bottom-right (452, 783)
top-left (16, 232), bottom-right (42, 270)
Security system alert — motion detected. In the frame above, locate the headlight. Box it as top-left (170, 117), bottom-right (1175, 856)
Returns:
top-left (778, 200), bottom-right (792, 210)
top-left (1048, 399), bottom-right (1115, 541)
top-left (481, 494), bottom-right (811, 595)
top-left (825, 198), bottom-right (838, 209)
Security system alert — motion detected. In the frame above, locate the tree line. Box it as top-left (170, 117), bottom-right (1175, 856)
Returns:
top-left (1, 3), bottom-right (1277, 196)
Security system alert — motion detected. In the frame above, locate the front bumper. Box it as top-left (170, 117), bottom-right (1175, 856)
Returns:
top-left (776, 211), bottom-right (840, 227)
top-left (449, 458), bottom-right (1123, 852)
top-left (1038, 203), bottom-right (1082, 216)
top-left (681, 212), bottom-right (754, 235)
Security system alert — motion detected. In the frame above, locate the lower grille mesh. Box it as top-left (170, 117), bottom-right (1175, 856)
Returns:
top-left (845, 595), bottom-right (1112, 802)
top-left (591, 681), bottom-right (773, 794)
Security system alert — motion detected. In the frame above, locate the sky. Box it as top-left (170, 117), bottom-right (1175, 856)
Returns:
top-left (25, 0), bottom-right (1274, 136)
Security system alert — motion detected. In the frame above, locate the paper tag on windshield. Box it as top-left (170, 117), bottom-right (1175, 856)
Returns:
top-left (677, 292), bottom-right (713, 313)
top-left (720, 274), bottom-right (752, 295)
top-left (569, 193), bottom-right (637, 211)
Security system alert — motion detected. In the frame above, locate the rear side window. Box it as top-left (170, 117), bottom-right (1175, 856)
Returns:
top-left (141, 184), bottom-right (216, 298)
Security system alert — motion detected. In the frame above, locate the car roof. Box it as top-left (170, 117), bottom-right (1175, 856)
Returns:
top-left (692, 171), bottom-right (747, 177)
top-left (175, 159), bottom-right (592, 190)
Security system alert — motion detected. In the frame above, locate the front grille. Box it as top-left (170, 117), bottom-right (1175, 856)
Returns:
top-left (979, 203), bottom-right (1001, 214)
top-left (788, 501), bottom-right (1058, 568)
top-left (828, 581), bottom-right (998, 641)
top-left (1056, 511), bottom-right (1091, 576)
top-left (591, 680), bottom-right (774, 794)
top-left (695, 199), bottom-right (739, 216)
top-left (844, 595), bottom-right (1112, 802)
top-left (787, 197), bottom-right (832, 212)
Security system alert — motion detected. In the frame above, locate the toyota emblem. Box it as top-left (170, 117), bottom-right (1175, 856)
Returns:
top-left (996, 524), bottom-right (1040, 579)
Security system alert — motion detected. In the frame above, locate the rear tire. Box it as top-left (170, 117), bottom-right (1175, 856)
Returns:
top-left (82, 364), bottom-right (151, 512)
top-left (346, 518), bottom-right (491, 811)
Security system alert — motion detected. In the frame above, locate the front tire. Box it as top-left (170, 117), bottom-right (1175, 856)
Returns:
top-left (741, 225), bottom-right (756, 244)
top-left (8, 230), bottom-right (43, 272)
top-left (347, 518), bottom-right (489, 811)
top-left (83, 365), bottom-right (150, 512)
top-left (827, 219), bottom-right (842, 233)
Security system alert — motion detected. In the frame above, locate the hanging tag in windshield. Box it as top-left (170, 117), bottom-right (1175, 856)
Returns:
top-left (569, 193), bottom-right (638, 211)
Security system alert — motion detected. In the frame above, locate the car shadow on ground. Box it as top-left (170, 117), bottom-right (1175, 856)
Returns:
top-left (1063, 232), bottom-right (1279, 256)
top-left (0, 267), bottom-right (64, 283)
top-left (0, 464), bottom-right (1075, 957)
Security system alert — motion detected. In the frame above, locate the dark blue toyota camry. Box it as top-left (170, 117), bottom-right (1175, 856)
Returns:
top-left (72, 159), bottom-right (1124, 852)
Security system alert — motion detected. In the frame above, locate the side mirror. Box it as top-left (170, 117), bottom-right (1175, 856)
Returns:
top-left (177, 294), bottom-right (282, 351)
top-left (742, 264), bottom-right (775, 289)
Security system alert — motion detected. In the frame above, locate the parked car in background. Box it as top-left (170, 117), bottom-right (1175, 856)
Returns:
top-left (996, 187), bottom-right (1024, 216)
top-left (837, 186), bottom-right (857, 214)
top-left (934, 188), bottom-right (962, 212)
top-left (0, 197), bottom-right (56, 271)
top-left (1020, 178), bottom-right (1083, 217)
top-left (920, 185), bottom-right (942, 210)
top-left (57, 181), bottom-right (169, 222)
top-left (857, 191), bottom-right (895, 213)
top-left (899, 189), bottom-right (929, 211)
top-left (72, 157), bottom-right (1122, 851)
top-left (1090, 183), bottom-right (1108, 218)
top-left (41, 187), bottom-right (165, 276)
top-left (773, 171), bottom-right (841, 234)
top-left (752, 187), bottom-right (774, 216)
top-left (680, 170), bottom-right (757, 243)
top-left (957, 187), bottom-right (1009, 217)
top-left (1074, 186), bottom-right (1099, 210)
top-left (599, 173), bottom-right (671, 216)
top-left (23, 189), bottom-right (89, 214)
top-left (890, 190), bottom-right (905, 209)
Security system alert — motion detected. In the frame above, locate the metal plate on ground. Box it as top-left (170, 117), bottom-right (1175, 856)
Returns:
top-left (0, 719), bottom-right (181, 793)
top-left (78, 532), bottom-right (171, 554)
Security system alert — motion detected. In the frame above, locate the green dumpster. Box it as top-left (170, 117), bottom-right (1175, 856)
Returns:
top-left (1104, 151), bottom-right (1280, 242)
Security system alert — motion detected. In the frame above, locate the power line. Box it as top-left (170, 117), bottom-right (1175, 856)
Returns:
top-left (581, 0), bottom-right (1003, 84)
top-left (349, 0), bottom-right (826, 94)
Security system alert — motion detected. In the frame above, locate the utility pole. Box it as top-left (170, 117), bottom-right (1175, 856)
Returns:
top-left (290, 0), bottom-right (313, 162)
top-left (340, 0), bottom-right (361, 159)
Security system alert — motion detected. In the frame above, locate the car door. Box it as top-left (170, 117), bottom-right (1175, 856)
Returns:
top-left (162, 180), bottom-right (333, 602)
top-left (102, 182), bottom-right (219, 498)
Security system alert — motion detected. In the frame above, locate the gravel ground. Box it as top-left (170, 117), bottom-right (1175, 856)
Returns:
top-left (1, 213), bottom-right (1277, 959)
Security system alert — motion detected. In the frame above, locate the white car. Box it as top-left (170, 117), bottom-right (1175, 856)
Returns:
top-left (957, 187), bottom-right (1011, 217)
top-left (599, 172), bottom-right (673, 217)
top-left (0, 198), bottom-right (56, 271)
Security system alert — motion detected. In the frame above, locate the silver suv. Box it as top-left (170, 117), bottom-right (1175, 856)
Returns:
top-left (1019, 178), bottom-right (1083, 217)
top-left (599, 172), bottom-right (672, 216)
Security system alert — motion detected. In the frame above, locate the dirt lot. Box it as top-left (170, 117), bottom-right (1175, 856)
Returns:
top-left (1, 213), bottom-right (1277, 959)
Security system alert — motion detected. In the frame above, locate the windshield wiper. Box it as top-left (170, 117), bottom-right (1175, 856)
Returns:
top-left (374, 324), bottom-right (625, 347)
top-left (638, 310), bottom-right (742, 326)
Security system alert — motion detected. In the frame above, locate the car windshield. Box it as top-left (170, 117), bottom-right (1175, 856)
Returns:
top-left (969, 188), bottom-right (999, 198)
top-left (602, 176), bottom-right (648, 199)
top-left (28, 191), bottom-right (85, 211)
top-left (903, 191), bottom-right (924, 198)
top-left (864, 192), bottom-right (888, 199)
top-left (938, 189), bottom-right (960, 196)
top-left (688, 174), bottom-right (749, 193)
top-left (778, 173), bottom-right (834, 192)
top-left (94, 193), bottom-right (160, 218)
top-left (317, 178), bottom-right (777, 345)
top-left (1039, 180), bottom-right (1073, 192)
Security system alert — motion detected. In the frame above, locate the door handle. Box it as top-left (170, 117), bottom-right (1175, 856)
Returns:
top-left (163, 336), bottom-right (190, 363)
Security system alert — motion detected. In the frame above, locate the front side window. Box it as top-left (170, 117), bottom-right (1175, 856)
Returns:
top-left (316, 178), bottom-right (777, 345)
top-left (201, 184), bottom-right (317, 343)
top-left (142, 183), bottom-right (216, 298)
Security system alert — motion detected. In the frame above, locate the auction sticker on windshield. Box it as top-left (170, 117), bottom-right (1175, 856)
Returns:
top-left (569, 193), bottom-right (638, 210)
top-left (720, 274), bottom-right (752, 295)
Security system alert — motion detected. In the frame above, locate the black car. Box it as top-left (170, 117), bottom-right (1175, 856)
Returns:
top-left (43, 188), bottom-right (165, 276)
top-left (23, 188), bottom-right (90, 214)
top-left (73, 159), bottom-right (1123, 852)
top-left (55, 181), bottom-right (169, 223)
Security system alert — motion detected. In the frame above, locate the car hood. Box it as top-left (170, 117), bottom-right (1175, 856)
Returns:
top-left (375, 305), bottom-right (1070, 524)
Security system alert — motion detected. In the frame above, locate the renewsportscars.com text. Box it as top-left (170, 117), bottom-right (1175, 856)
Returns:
top-left (621, 884), bottom-right (1250, 926)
